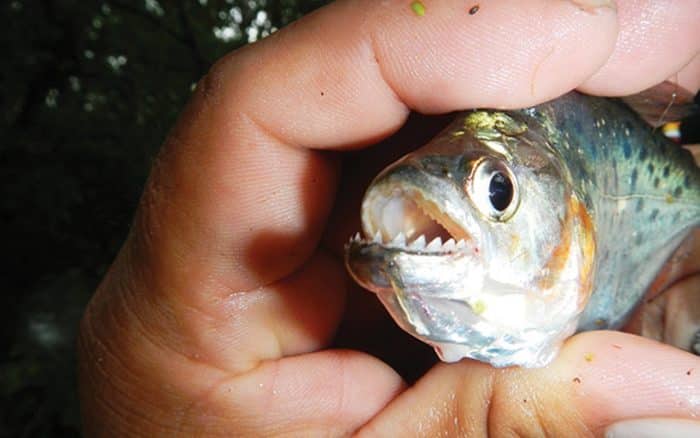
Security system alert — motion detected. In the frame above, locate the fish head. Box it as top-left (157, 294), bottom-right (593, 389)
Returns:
top-left (345, 110), bottom-right (596, 367)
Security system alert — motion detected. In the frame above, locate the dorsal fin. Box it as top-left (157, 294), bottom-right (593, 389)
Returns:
top-left (621, 81), bottom-right (697, 127)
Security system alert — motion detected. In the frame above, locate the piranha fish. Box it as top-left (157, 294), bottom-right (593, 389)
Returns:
top-left (345, 91), bottom-right (700, 368)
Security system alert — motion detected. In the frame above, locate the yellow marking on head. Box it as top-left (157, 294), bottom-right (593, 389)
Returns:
top-left (464, 111), bottom-right (527, 137)
top-left (584, 352), bottom-right (594, 362)
top-left (462, 111), bottom-right (527, 159)
top-left (464, 111), bottom-right (495, 131)
top-left (665, 194), bottom-right (675, 204)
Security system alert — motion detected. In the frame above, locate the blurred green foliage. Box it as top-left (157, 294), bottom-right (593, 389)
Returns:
top-left (0, 0), bottom-right (327, 435)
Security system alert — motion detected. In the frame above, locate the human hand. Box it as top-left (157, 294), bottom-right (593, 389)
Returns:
top-left (78, 0), bottom-right (700, 436)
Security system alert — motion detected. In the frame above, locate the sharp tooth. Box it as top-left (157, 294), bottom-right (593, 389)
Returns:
top-left (391, 232), bottom-right (406, 246)
top-left (426, 237), bottom-right (442, 252)
top-left (373, 231), bottom-right (382, 243)
top-left (443, 238), bottom-right (456, 251)
top-left (353, 232), bottom-right (361, 242)
top-left (410, 235), bottom-right (426, 250)
top-left (456, 239), bottom-right (466, 249)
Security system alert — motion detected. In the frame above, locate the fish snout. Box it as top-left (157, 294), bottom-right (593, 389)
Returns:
top-left (344, 241), bottom-right (394, 294)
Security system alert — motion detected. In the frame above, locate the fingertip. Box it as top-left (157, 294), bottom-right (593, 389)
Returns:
top-left (371, 0), bottom-right (619, 112)
top-left (578, 0), bottom-right (700, 95)
top-left (556, 331), bottom-right (700, 434)
top-left (356, 330), bottom-right (700, 436)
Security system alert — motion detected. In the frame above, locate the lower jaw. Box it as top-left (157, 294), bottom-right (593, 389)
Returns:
top-left (377, 288), bottom-right (579, 368)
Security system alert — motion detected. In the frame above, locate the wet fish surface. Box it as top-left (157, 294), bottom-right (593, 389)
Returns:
top-left (345, 92), bottom-right (700, 367)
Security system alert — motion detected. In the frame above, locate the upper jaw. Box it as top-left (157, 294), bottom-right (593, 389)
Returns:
top-left (358, 163), bottom-right (480, 253)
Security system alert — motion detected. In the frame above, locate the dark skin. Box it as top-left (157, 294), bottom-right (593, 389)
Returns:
top-left (78, 0), bottom-right (700, 435)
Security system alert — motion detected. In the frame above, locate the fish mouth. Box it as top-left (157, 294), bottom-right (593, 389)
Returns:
top-left (344, 164), bottom-right (486, 327)
top-left (350, 178), bottom-right (475, 256)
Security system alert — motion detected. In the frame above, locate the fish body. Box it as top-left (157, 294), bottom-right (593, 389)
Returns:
top-left (345, 92), bottom-right (700, 367)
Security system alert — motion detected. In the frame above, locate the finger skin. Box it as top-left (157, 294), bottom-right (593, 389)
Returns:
top-left (579, 0), bottom-right (700, 95)
top-left (676, 53), bottom-right (700, 93)
top-left (359, 331), bottom-right (700, 437)
top-left (79, 323), bottom-right (404, 437)
top-left (197, 351), bottom-right (404, 436)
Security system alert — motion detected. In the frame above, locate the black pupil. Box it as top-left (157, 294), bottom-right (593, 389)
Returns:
top-left (488, 171), bottom-right (513, 212)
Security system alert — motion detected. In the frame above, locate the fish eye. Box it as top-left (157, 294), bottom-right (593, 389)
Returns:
top-left (466, 158), bottom-right (519, 221)
top-left (489, 171), bottom-right (513, 211)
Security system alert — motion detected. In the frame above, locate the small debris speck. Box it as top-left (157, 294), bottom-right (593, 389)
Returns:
top-left (523, 398), bottom-right (527, 403)
top-left (469, 5), bottom-right (479, 15)
top-left (472, 299), bottom-right (486, 315)
top-left (584, 352), bottom-right (594, 362)
top-left (411, 1), bottom-right (426, 16)
top-left (687, 369), bottom-right (693, 376)
top-left (573, 377), bottom-right (581, 383)
top-left (320, 91), bottom-right (325, 96)
top-left (612, 344), bottom-right (622, 350)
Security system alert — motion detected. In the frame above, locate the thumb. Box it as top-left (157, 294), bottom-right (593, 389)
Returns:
top-left (358, 331), bottom-right (700, 436)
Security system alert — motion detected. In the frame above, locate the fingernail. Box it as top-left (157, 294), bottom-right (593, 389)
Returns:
top-left (605, 418), bottom-right (700, 438)
top-left (567, 0), bottom-right (617, 13)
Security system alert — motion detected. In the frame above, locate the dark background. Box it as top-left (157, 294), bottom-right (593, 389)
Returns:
top-left (1, 1), bottom-right (699, 436)
top-left (0, 1), bottom-right (328, 436)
